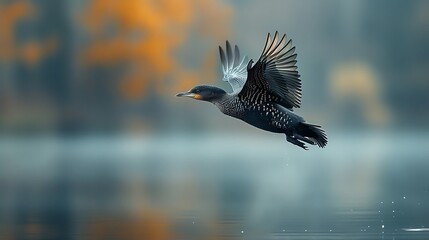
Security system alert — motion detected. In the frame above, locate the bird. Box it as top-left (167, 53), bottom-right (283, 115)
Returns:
top-left (176, 32), bottom-right (327, 149)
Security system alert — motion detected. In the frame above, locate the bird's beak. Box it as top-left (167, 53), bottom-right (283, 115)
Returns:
top-left (176, 92), bottom-right (202, 100)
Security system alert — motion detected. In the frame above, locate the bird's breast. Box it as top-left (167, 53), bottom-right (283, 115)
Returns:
top-left (215, 96), bottom-right (246, 119)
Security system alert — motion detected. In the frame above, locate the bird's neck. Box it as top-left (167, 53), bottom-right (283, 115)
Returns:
top-left (212, 94), bottom-right (243, 117)
top-left (211, 93), bottom-right (233, 105)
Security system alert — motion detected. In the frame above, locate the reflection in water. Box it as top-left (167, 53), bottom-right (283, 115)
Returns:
top-left (0, 133), bottom-right (429, 239)
top-left (403, 228), bottom-right (429, 232)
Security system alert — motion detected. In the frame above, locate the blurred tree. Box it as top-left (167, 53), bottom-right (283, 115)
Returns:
top-left (0, 1), bottom-right (34, 60)
top-left (0, 1), bottom-right (34, 96)
top-left (80, 0), bottom-right (233, 101)
top-left (0, 1), bottom-right (66, 133)
top-left (330, 62), bottom-right (390, 128)
top-left (75, 0), bottom-right (233, 132)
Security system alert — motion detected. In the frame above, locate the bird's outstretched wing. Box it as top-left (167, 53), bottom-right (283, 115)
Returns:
top-left (219, 41), bottom-right (248, 93)
top-left (240, 32), bottom-right (302, 109)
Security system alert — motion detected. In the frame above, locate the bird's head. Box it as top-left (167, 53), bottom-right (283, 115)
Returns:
top-left (176, 85), bottom-right (226, 102)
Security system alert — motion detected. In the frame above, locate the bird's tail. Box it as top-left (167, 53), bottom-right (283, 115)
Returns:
top-left (295, 123), bottom-right (328, 148)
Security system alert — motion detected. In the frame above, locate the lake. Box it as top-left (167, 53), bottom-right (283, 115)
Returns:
top-left (1, 132), bottom-right (428, 239)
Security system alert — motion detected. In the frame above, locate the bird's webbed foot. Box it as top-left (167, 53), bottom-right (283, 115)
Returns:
top-left (286, 135), bottom-right (308, 150)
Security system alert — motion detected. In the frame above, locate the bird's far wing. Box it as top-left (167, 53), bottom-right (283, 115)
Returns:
top-left (219, 41), bottom-right (248, 93)
top-left (241, 32), bottom-right (302, 109)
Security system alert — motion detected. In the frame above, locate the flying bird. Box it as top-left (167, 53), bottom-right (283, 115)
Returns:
top-left (176, 32), bottom-right (327, 149)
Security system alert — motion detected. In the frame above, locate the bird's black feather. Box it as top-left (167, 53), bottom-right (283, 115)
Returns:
top-left (241, 31), bottom-right (302, 109)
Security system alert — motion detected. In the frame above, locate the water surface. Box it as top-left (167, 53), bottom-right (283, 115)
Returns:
top-left (1, 132), bottom-right (428, 239)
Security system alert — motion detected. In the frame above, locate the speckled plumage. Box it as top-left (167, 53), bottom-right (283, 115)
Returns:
top-left (213, 92), bottom-right (302, 134)
top-left (177, 32), bottom-right (327, 149)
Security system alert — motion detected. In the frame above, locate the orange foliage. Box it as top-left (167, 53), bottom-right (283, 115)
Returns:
top-left (0, 2), bottom-right (57, 66)
top-left (19, 37), bottom-right (58, 67)
top-left (20, 42), bottom-right (44, 66)
top-left (0, 1), bottom-right (35, 59)
top-left (81, 0), bottom-right (233, 100)
top-left (19, 37), bottom-right (58, 66)
top-left (120, 75), bottom-right (148, 100)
